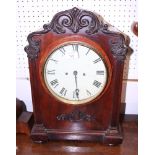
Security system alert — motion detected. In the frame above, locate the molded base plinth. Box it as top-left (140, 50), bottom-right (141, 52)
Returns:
top-left (31, 124), bottom-right (123, 145)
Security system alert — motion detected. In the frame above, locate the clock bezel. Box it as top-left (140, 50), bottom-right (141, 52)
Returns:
top-left (39, 36), bottom-right (112, 105)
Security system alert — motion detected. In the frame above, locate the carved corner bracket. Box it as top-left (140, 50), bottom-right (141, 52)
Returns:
top-left (24, 34), bottom-right (40, 60)
top-left (109, 35), bottom-right (128, 61)
top-left (57, 109), bottom-right (95, 122)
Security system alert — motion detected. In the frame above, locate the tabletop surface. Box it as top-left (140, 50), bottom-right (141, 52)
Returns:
top-left (16, 118), bottom-right (138, 155)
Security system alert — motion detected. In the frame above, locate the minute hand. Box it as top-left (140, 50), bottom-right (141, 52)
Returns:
top-left (73, 71), bottom-right (78, 88)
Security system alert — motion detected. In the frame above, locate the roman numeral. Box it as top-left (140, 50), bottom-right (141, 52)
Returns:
top-left (73, 89), bottom-right (80, 99)
top-left (93, 58), bottom-right (101, 64)
top-left (59, 47), bottom-right (66, 55)
top-left (50, 79), bottom-right (59, 88)
top-left (93, 80), bottom-right (102, 88)
top-left (86, 90), bottom-right (91, 96)
top-left (72, 44), bottom-right (79, 58)
top-left (49, 59), bottom-right (58, 63)
top-left (60, 87), bottom-right (67, 96)
top-left (72, 44), bottom-right (78, 52)
top-left (73, 91), bottom-right (75, 98)
top-left (96, 70), bottom-right (104, 75)
top-left (85, 49), bottom-right (90, 55)
top-left (73, 91), bottom-right (76, 98)
top-left (47, 70), bottom-right (55, 75)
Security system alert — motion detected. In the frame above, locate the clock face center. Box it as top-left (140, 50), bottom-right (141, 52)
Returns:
top-left (43, 42), bottom-right (108, 104)
top-left (73, 70), bottom-right (78, 76)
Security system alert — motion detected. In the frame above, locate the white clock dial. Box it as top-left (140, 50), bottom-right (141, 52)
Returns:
top-left (43, 43), bottom-right (108, 104)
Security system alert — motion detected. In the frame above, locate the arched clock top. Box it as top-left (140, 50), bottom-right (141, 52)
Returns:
top-left (24, 7), bottom-right (128, 61)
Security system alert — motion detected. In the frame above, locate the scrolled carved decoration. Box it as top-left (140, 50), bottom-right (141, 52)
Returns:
top-left (57, 109), bottom-right (95, 122)
top-left (24, 29), bottom-right (50, 60)
top-left (43, 7), bottom-right (101, 34)
top-left (24, 7), bottom-right (128, 60)
top-left (24, 33), bottom-right (40, 60)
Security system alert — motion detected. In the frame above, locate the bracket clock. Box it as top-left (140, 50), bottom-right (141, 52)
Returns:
top-left (24, 8), bottom-right (129, 145)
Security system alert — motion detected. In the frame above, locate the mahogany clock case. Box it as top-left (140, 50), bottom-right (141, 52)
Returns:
top-left (24, 7), bottom-right (129, 145)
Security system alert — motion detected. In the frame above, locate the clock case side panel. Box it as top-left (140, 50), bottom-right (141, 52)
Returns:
top-left (84, 32), bottom-right (128, 137)
top-left (25, 32), bottom-right (128, 144)
top-left (24, 7), bottom-right (129, 144)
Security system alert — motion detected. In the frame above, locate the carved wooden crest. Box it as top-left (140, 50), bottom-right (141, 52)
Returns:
top-left (25, 7), bottom-right (128, 61)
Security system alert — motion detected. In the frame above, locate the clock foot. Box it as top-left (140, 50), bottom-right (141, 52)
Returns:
top-left (31, 124), bottom-right (48, 143)
top-left (103, 125), bottom-right (123, 145)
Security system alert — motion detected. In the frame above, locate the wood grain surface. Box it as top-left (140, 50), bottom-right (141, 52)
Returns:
top-left (16, 116), bottom-right (138, 155)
